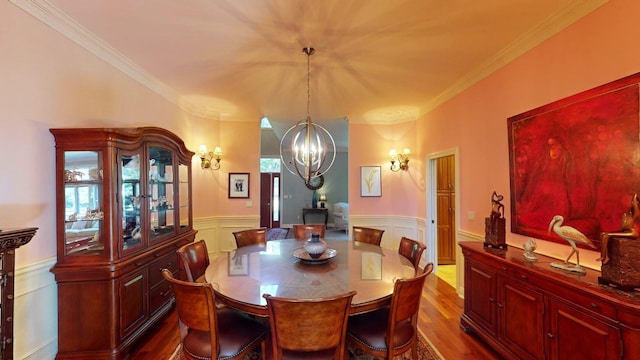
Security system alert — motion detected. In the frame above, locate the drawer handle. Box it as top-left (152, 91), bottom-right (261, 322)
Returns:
top-left (154, 253), bottom-right (161, 257)
top-left (521, 274), bottom-right (528, 280)
top-left (497, 303), bottom-right (503, 308)
top-left (547, 333), bottom-right (554, 339)
top-left (502, 267), bottom-right (507, 272)
top-left (135, 262), bottom-right (143, 266)
top-left (159, 290), bottom-right (170, 297)
top-left (590, 303), bottom-right (598, 308)
top-left (489, 297), bottom-right (496, 303)
top-left (162, 263), bottom-right (173, 270)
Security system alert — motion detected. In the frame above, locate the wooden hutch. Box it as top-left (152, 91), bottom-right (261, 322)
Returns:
top-left (50, 127), bottom-right (196, 359)
top-left (460, 241), bottom-right (640, 360)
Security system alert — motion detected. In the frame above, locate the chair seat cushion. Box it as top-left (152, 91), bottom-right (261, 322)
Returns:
top-left (183, 308), bottom-right (267, 359)
top-left (347, 307), bottom-right (415, 352)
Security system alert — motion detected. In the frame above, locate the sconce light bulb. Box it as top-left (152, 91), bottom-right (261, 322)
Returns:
top-left (402, 148), bottom-right (411, 155)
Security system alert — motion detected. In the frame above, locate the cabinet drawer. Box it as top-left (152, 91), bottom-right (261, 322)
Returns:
top-left (557, 289), bottom-right (617, 320)
top-left (149, 252), bottom-right (179, 288)
top-left (150, 279), bottom-right (173, 314)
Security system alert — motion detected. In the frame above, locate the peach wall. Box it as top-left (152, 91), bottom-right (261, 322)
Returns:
top-left (349, 121), bottom-right (420, 216)
top-left (0, 1), bottom-right (216, 266)
top-left (416, 0), bottom-right (640, 269)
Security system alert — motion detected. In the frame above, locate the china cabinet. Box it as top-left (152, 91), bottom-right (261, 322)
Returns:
top-left (460, 241), bottom-right (637, 360)
top-left (50, 127), bottom-right (196, 359)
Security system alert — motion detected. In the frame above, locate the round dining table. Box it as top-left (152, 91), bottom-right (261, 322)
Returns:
top-left (205, 238), bottom-right (416, 316)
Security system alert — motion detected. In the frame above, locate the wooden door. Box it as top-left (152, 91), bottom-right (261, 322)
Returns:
top-left (260, 173), bottom-right (280, 228)
top-left (436, 155), bottom-right (456, 264)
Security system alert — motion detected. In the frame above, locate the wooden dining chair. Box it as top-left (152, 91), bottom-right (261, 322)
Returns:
top-left (398, 237), bottom-right (426, 273)
top-left (264, 291), bottom-right (356, 360)
top-left (177, 239), bottom-right (210, 282)
top-left (352, 226), bottom-right (385, 246)
top-left (233, 227), bottom-right (267, 248)
top-left (162, 269), bottom-right (268, 360)
top-left (346, 263), bottom-right (433, 359)
top-left (292, 224), bottom-right (326, 240)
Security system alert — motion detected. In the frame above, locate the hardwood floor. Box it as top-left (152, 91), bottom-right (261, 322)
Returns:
top-left (129, 273), bottom-right (501, 360)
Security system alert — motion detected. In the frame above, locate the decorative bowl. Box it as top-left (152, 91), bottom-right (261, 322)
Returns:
top-left (304, 235), bottom-right (327, 258)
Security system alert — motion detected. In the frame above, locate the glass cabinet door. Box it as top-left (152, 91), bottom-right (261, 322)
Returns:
top-left (148, 146), bottom-right (175, 242)
top-left (121, 151), bottom-right (143, 251)
top-left (178, 163), bottom-right (190, 231)
top-left (63, 151), bottom-right (104, 256)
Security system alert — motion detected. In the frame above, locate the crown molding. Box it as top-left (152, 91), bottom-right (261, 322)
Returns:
top-left (423, 0), bottom-right (608, 115)
top-left (9, 0), bottom-right (218, 119)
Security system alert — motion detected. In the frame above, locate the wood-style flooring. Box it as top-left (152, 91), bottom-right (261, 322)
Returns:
top-left (129, 272), bottom-right (502, 360)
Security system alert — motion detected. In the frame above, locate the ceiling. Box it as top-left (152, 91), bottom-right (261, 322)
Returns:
top-left (14, 0), bottom-right (604, 141)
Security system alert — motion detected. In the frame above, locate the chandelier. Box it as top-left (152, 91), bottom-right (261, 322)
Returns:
top-left (280, 47), bottom-right (336, 186)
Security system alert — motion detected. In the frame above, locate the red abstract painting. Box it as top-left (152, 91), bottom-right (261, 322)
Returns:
top-left (508, 73), bottom-right (640, 249)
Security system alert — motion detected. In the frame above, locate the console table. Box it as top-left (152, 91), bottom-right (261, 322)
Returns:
top-left (0, 228), bottom-right (37, 360)
top-left (460, 241), bottom-right (640, 360)
top-left (302, 208), bottom-right (328, 225)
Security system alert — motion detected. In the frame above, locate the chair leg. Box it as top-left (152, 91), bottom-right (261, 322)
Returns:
top-left (411, 341), bottom-right (418, 359)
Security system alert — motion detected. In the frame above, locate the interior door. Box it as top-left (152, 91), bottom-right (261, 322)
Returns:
top-left (260, 172), bottom-right (280, 228)
top-left (436, 155), bottom-right (456, 265)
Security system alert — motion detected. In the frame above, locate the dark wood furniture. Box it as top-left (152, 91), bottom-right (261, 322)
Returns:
top-left (205, 239), bottom-right (416, 316)
top-left (264, 291), bottom-right (356, 359)
top-left (0, 228), bottom-right (37, 360)
top-left (177, 240), bottom-right (209, 282)
top-left (162, 270), bottom-right (268, 360)
top-left (302, 207), bottom-right (328, 225)
top-left (347, 263), bottom-right (433, 359)
top-left (50, 127), bottom-right (196, 359)
top-left (352, 226), bottom-right (384, 246)
top-left (232, 228), bottom-right (267, 248)
top-left (459, 241), bottom-right (640, 360)
top-left (292, 224), bottom-right (326, 240)
top-left (398, 236), bottom-right (426, 272)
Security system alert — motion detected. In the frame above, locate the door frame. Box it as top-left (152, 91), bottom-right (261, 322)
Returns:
top-left (426, 148), bottom-right (460, 287)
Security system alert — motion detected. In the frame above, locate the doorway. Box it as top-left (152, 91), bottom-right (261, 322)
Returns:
top-left (260, 172), bottom-right (280, 228)
top-left (428, 150), bottom-right (458, 288)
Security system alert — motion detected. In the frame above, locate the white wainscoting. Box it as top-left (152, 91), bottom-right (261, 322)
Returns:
top-left (14, 257), bottom-right (58, 360)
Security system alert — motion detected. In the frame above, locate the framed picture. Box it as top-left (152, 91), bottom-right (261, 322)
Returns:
top-left (228, 173), bottom-right (250, 198)
top-left (228, 251), bottom-right (249, 276)
top-left (360, 166), bottom-right (381, 197)
top-left (508, 72), bottom-right (640, 249)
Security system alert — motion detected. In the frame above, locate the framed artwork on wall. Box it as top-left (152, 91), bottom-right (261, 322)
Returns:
top-left (360, 166), bottom-right (381, 197)
top-left (228, 173), bottom-right (250, 198)
top-left (508, 72), bottom-right (640, 249)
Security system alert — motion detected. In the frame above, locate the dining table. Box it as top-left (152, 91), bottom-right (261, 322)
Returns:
top-left (204, 238), bottom-right (416, 317)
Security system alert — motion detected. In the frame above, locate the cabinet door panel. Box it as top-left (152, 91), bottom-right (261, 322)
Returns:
top-left (501, 281), bottom-right (544, 360)
top-left (465, 261), bottom-right (497, 336)
top-left (120, 268), bottom-right (149, 338)
top-left (548, 300), bottom-right (621, 360)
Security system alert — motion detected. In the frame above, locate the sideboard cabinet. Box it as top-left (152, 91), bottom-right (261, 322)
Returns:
top-left (460, 241), bottom-right (640, 360)
top-left (50, 127), bottom-right (196, 359)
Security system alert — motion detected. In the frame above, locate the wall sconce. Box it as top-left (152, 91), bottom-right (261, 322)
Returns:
top-left (199, 145), bottom-right (222, 170)
top-left (319, 194), bottom-right (327, 208)
top-left (389, 148), bottom-right (410, 172)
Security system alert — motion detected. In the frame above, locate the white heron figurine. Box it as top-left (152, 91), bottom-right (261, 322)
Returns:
top-left (548, 215), bottom-right (596, 270)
